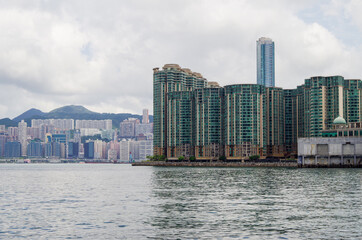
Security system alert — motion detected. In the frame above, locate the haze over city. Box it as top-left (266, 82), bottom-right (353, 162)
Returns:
top-left (1, 0), bottom-right (362, 118)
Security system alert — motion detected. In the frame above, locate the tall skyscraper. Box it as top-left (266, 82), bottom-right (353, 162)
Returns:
top-left (257, 37), bottom-right (275, 87)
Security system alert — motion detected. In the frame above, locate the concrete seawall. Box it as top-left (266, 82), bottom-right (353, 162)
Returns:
top-left (132, 161), bottom-right (298, 168)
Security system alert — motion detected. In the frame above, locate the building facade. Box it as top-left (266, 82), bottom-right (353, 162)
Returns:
top-left (18, 120), bottom-right (27, 156)
top-left (153, 63), bottom-right (362, 160)
top-left (153, 64), bottom-right (207, 157)
top-left (5, 142), bottom-right (21, 158)
top-left (257, 37), bottom-right (275, 87)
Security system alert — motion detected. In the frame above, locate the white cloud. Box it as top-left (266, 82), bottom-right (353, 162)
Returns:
top-left (0, 0), bottom-right (361, 118)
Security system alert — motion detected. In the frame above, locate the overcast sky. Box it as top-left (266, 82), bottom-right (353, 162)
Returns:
top-left (1, 0), bottom-right (362, 118)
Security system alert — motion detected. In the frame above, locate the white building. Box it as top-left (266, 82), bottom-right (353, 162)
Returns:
top-left (129, 141), bottom-right (140, 161)
top-left (80, 128), bottom-right (101, 137)
top-left (94, 140), bottom-right (107, 159)
top-left (119, 139), bottom-right (130, 161)
top-left (135, 123), bottom-right (153, 136)
top-left (7, 127), bottom-right (18, 141)
top-left (108, 149), bottom-right (118, 161)
top-left (120, 118), bottom-right (140, 137)
top-left (18, 120), bottom-right (27, 156)
top-left (298, 137), bottom-right (362, 167)
top-left (75, 120), bottom-right (112, 130)
top-left (139, 140), bottom-right (153, 161)
top-left (142, 109), bottom-right (149, 124)
top-left (32, 119), bottom-right (74, 130)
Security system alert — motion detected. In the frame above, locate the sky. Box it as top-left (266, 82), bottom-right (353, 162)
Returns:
top-left (0, 0), bottom-right (362, 118)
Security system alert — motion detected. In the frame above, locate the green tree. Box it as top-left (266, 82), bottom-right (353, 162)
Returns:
top-left (249, 155), bottom-right (260, 161)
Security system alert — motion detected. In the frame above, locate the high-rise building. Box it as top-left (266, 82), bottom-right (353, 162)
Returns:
top-left (167, 91), bottom-right (194, 158)
top-left (0, 125), bottom-right (5, 133)
top-left (4, 142), bottom-right (21, 158)
top-left (153, 64), bottom-right (207, 156)
top-left (135, 123), bottom-right (153, 136)
top-left (194, 86), bottom-right (224, 159)
top-left (153, 63), bottom-right (362, 159)
top-left (265, 87), bottom-right (285, 156)
top-left (129, 141), bottom-right (139, 161)
top-left (7, 127), bottom-right (18, 141)
top-left (344, 79), bottom-right (362, 124)
top-left (44, 143), bottom-right (52, 157)
top-left (119, 139), bottom-right (130, 161)
top-left (0, 135), bottom-right (7, 157)
top-left (139, 140), bottom-right (153, 160)
top-left (27, 127), bottom-right (41, 140)
top-left (142, 109), bottom-right (149, 124)
top-left (51, 142), bottom-right (61, 158)
top-left (224, 84), bottom-right (266, 158)
top-left (18, 120), bottom-right (27, 156)
top-left (257, 37), bottom-right (275, 87)
top-left (120, 118), bottom-right (140, 137)
top-left (75, 120), bottom-right (112, 130)
top-left (94, 140), bottom-right (106, 159)
top-left (298, 76), bottom-right (345, 137)
top-left (32, 119), bottom-right (74, 130)
top-left (84, 141), bottom-right (94, 159)
top-left (68, 142), bottom-right (79, 158)
top-left (27, 142), bottom-right (42, 157)
top-left (283, 89), bottom-right (298, 155)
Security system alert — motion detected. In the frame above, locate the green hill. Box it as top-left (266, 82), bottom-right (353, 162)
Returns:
top-left (7, 105), bottom-right (152, 129)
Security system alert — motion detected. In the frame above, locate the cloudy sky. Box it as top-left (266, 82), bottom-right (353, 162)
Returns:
top-left (0, 0), bottom-right (362, 118)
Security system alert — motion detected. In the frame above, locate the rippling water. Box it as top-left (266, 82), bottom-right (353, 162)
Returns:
top-left (0, 164), bottom-right (361, 239)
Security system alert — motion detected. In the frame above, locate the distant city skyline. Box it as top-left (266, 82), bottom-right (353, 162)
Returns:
top-left (1, 1), bottom-right (362, 118)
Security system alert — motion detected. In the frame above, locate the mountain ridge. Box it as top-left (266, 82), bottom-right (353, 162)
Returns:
top-left (0, 105), bottom-right (152, 128)
top-left (12, 108), bottom-right (45, 122)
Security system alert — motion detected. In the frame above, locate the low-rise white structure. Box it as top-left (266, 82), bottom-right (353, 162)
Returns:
top-left (298, 137), bottom-right (362, 167)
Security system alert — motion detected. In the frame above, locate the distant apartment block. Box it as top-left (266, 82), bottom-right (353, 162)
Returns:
top-left (142, 109), bottom-right (149, 124)
top-left (120, 118), bottom-right (140, 137)
top-left (135, 123), bottom-right (153, 136)
top-left (0, 125), bottom-right (5, 132)
top-left (27, 142), bottom-right (42, 157)
top-left (27, 127), bottom-right (41, 140)
top-left (139, 139), bottom-right (153, 160)
top-left (32, 119), bottom-right (74, 130)
top-left (4, 142), bottom-right (21, 158)
top-left (80, 128), bottom-right (101, 137)
top-left (18, 120), bottom-right (27, 156)
top-left (119, 139), bottom-right (130, 161)
top-left (84, 141), bottom-right (95, 159)
top-left (75, 119), bottom-right (112, 130)
top-left (0, 135), bottom-right (6, 157)
top-left (7, 127), bottom-right (18, 141)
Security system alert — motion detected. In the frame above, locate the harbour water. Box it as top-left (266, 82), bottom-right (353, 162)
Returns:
top-left (0, 164), bottom-right (361, 239)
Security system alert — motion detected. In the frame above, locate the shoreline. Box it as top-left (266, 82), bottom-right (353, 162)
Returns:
top-left (132, 161), bottom-right (298, 168)
top-left (132, 161), bottom-right (362, 168)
